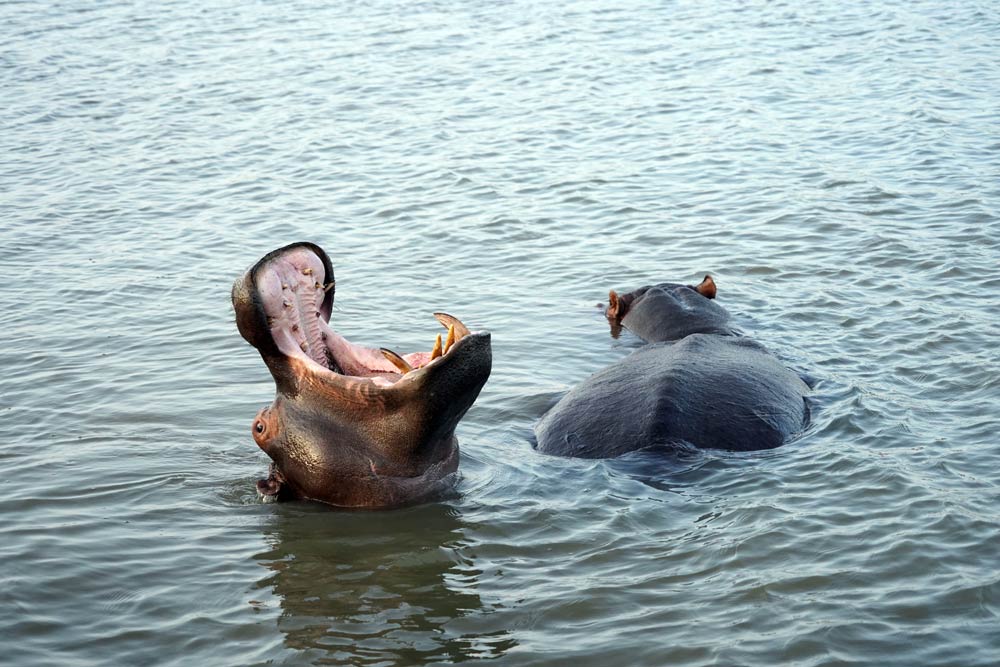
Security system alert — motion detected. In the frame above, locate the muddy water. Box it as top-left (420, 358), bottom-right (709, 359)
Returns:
top-left (2, 0), bottom-right (999, 665)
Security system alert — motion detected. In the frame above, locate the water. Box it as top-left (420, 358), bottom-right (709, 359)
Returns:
top-left (2, 0), bottom-right (999, 664)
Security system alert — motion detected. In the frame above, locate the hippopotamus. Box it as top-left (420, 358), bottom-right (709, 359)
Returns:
top-left (232, 242), bottom-right (492, 508)
top-left (534, 276), bottom-right (810, 458)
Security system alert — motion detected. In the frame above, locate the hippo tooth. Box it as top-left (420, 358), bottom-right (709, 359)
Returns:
top-left (300, 341), bottom-right (308, 351)
top-left (433, 312), bottom-right (470, 339)
top-left (303, 268), bottom-right (313, 275)
top-left (430, 333), bottom-right (443, 360)
top-left (443, 324), bottom-right (456, 354)
top-left (323, 281), bottom-right (335, 293)
top-left (380, 348), bottom-right (413, 374)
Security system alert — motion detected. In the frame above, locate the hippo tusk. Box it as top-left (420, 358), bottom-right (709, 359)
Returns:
top-left (443, 324), bottom-right (457, 354)
top-left (433, 312), bottom-right (470, 339)
top-left (380, 348), bottom-right (413, 374)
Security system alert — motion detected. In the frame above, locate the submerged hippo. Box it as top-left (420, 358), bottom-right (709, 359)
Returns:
top-left (232, 242), bottom-right (492, 508)
top-left (534, 276), bottom-right (810, 458)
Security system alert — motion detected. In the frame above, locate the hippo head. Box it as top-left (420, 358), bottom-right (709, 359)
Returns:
top-left (232, 242), bottom-right (492, 509)
top-left (606, 275), bottom-right (733, 343)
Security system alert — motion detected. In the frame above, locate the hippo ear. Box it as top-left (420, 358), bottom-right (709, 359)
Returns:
top-left (694, 275), bottom-right (717, 299)
top-left (608, 290), bottom-right (623, 319)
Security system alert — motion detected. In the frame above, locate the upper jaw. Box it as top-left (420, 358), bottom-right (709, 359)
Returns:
top-left (232, 241), bottom-right (334, 362)
top-left (233, 242), bottom-right (492, 392)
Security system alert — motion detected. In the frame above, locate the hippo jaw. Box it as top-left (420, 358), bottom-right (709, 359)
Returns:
top-left (232, 242), bottom-right (492, 509)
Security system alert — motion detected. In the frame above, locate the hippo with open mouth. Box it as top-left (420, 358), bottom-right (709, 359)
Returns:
top-left (232, 242), bottom-right (492, 508)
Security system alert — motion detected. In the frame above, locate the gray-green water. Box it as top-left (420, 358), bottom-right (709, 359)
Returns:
top-left (2, 1), bottom-right (999, 665)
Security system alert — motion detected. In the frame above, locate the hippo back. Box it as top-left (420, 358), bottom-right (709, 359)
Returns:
top-left (534, 334), bottom-right (810, 458)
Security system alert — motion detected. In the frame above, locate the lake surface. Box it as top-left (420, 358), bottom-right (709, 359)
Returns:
top-left (2, 0), bottom-right (999, 665)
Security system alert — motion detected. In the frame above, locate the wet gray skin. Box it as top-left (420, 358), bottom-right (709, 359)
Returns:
top-left (535, 276), bottom-right (810, 457)
top-left (606, 276), bottom-right (734, 342)
top-left (232, 242), bottom-right (492, 508)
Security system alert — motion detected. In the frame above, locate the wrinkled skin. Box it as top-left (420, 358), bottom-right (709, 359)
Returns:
top-left (232, 242), bottom-right (492, 508)
top-left (535, 276), bottom-right (810, 457)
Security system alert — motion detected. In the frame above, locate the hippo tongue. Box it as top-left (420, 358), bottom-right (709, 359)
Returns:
top-left (379, 312), bottom-right (472, 374)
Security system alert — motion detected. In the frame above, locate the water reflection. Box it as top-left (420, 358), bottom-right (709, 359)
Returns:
top-left (253, 501), bottom-right (515, 664)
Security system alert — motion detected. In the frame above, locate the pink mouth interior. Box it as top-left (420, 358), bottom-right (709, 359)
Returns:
top-left (255, 247), bottom-right (433, 384)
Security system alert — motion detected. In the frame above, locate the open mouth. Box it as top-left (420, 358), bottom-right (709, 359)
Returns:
top-left (252, 244), bottom-right (475, 387)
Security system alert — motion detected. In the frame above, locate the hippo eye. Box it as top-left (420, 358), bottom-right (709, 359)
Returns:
top-left (255, 421), bottom-right (265, 434)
